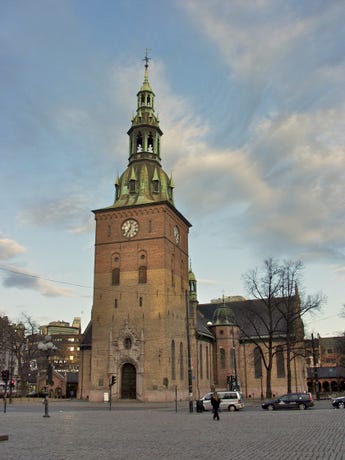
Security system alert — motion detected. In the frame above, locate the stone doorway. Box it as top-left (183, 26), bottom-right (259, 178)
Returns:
top-left (121, 363), bottom-right (136, 399)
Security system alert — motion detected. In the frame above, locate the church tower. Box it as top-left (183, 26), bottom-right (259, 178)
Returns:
top-left (81, 55), bottom-right (192, 402)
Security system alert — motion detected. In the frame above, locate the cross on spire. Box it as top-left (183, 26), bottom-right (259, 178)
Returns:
top-left (143, 48), bottom-right (151, 69)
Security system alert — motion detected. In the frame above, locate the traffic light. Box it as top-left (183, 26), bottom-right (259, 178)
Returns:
top-left (1, 369), bottom-right (9, 383)
top-left (111, 375), bottom-right (116, 386)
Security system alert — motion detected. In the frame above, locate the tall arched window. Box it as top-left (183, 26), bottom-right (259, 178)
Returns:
top-left (112, 268), bottom-right (120, 285)
top-left (171, 255), bottom-right (175, 287)
top-left (276, 346), bottom-right (285, 378)
top-left (220, 348), bottom-right (226, 369)
top-left (254, 347), bottom-right (262, 379)
top-left (136, 132), bottom-right (143, 152)
top-left (206, 345), bottom-right (209, 379)
top-left (179, 342), bottom-right (184, 380)
top-left (138, 266), bottom-right (147, 284)
top-left (148, 133), bottom-right (154, 151)
top-left (111, 254), bottom-right (120, 285)
top-left (171, 340), bottom-right (176, 380)
top-left (199, 344), bottom-right (203, 379)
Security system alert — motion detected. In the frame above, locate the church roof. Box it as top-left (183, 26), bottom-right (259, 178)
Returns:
top-left (198, 295), bottom-right (302, 339)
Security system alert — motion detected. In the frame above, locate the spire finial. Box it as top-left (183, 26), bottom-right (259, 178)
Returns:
top-left (143, 48), bottom-right (151, 68)
top-left (143, 49), bottom-right (151, 82)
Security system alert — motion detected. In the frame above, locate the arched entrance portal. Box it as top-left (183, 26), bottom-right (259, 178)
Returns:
top-left (121, 363), bottom-right (136, 399)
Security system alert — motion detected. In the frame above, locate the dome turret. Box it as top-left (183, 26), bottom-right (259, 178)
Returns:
top-left (212, 305), bottom-right (235, 326)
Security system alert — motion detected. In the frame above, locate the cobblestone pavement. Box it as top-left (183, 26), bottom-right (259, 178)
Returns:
top-left (1, 400), bottom-right (345, 460)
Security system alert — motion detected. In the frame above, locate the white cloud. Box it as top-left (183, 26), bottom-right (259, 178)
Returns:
top-left (0, 238), bottom-right (26, 260)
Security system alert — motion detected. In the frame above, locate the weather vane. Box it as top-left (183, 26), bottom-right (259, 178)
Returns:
top-left (143, 48), bottom-right (151, 68)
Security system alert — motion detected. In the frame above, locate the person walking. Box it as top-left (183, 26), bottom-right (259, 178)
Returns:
top-left (211, 391), bottom-right (220, 421)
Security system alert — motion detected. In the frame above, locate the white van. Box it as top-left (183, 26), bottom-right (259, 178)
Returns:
top-left (199, 391), bottom-right (244, 412)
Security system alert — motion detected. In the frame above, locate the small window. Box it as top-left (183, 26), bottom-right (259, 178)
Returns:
top-left (124, 337), bottom-right (132, 350)
top-left (129, 180), bottom-right (136, 194)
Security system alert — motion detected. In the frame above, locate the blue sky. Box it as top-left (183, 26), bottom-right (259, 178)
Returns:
top-left (1, 0), bottom-right (344, 337)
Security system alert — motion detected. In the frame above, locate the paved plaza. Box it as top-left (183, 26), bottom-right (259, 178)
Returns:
top-left (1, 399), bottom-right (345, 460)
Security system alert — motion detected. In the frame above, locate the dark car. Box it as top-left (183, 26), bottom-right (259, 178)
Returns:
top-left (262, 392), bottom-right (314, 410)
top-left (331, 396), bottom-right (345, 409)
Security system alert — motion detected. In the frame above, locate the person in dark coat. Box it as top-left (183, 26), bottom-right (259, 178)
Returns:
top-left (211, 391), bottom-right (220, 420)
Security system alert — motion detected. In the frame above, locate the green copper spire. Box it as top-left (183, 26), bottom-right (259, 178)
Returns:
top-left (112, 53), bottom-right (174, 208)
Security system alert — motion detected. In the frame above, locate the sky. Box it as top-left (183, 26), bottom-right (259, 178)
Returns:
top-left (1, 0), bottom-right (344, 337)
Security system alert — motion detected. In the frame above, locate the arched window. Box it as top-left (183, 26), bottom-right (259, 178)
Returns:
top-left (171, 340), bottom-right (176, 380)
top-left (179, 342), bottom-right (184, 380)
top-left (199, 344), bottom-right (203, 379)
top-left (254, 347), bottom-right (262, 379)
top-left (276, 346), bottom-right (285, 378)
top-left (206, 345), bottom-right (209, 379)
top-left (136, 133), bottom-right (143, 152)
top-left (220, 348), bottom-right (226, 369)
top-left (138, 266), bottom-right (147, 284)
top-left (112, 268), bottom-right (120, 285)
top-left (148, 133), bottom-right (154, 151)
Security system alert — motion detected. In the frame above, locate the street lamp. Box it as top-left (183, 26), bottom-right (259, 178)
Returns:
top-left (185, 290), bottom-right (193, 413)
top-left (38, 335), bottom-right (57, 418)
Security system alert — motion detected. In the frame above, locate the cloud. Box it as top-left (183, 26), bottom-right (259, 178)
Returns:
top-left (172, 1), bottom-right (345, 265)
top-left (1, 265), bottom-right (73, 297)
top-left (0, 238), bottom-right (26, 260)
top-left (18, 194), bottom-right (94, 234)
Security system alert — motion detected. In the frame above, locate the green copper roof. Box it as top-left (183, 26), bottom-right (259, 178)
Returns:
top-left (212, 305), bottom-right (235, 326)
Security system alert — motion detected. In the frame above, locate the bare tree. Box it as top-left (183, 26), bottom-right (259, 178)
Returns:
top-left (241, 258), bottom-right (324, 398)
top-left (277, 260), bottom-right (324, 393)
top-left (3, 314), bottom-right (41, 396)
top-left (242, 258), bottom-right (283, 398)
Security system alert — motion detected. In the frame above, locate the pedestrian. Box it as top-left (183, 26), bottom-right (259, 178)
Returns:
top-left (211, 391), bottom-right (220, 421)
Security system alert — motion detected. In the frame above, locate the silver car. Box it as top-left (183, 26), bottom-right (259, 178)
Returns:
top-left (199, 391), bottom-right (244, 412)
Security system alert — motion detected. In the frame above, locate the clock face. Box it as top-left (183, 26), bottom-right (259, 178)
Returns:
top-left (121, 219), bottom-right (139, 238)
top-left (174, 225), bottom-right (180, 244)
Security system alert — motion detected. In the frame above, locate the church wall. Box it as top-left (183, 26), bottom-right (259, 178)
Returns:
top-left (239, 341), bottom-right (308, 399)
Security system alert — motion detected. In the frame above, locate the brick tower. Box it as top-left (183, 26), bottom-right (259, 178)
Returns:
top-left (81, 55), bottom-right (192, 402)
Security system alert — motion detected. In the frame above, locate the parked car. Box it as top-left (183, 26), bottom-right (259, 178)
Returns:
top-left (197, 391), bottom-right (244, 412)
top-left (262, 392), bottom-right (314, 410)
top-left (331, 396), bottom-right (345, 409)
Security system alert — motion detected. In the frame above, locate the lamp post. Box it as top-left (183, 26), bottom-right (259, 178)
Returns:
top-left (38, 336), bottom-right (57, 418)
top-left (185, 290), bottom-right (193, 413)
